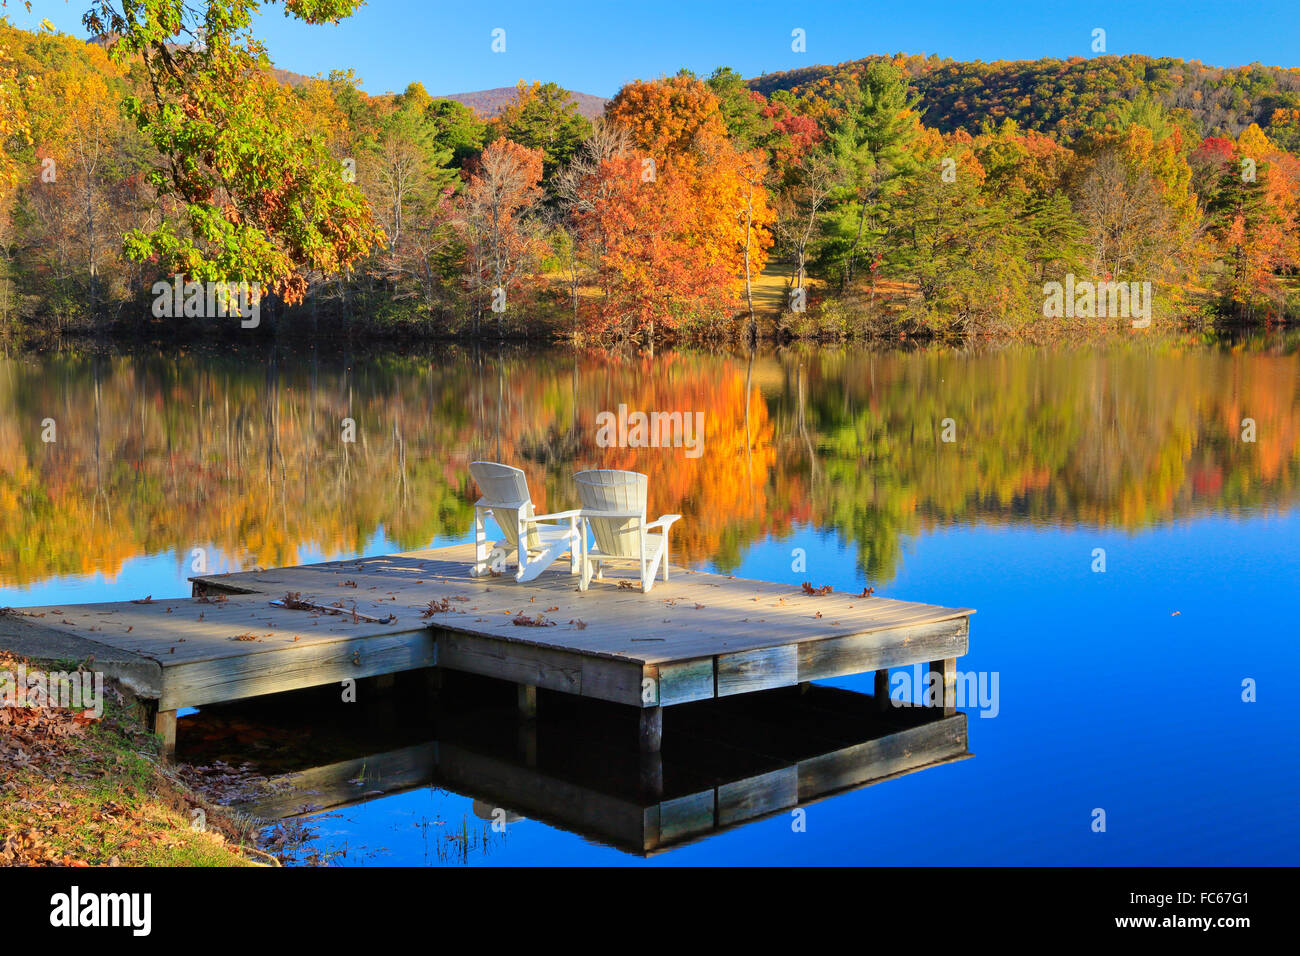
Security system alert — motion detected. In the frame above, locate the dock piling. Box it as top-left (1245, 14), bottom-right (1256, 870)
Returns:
top-left (517, 684), bottom-right (537, 719)
top-left (930, 658), bottom-right (957, 716)
top-left (154, 708), bottom-right (177, 762)
top-left (874, 668), bottom-right (891, 711)
top-left (639, 706), bottom-right (663, 753)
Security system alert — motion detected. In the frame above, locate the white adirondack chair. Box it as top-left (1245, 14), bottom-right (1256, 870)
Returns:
top-left (468, 461), bottom-right (581, 583)
top-left (573, 469), bottom-right (682, 594)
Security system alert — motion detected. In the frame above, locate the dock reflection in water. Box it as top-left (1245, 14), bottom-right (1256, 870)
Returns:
top-left (181, 672), bottom-right (970, 858)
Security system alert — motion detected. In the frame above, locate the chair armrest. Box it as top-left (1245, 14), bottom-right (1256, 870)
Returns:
top-left (475, 498), bottom-right (528, 511)
top-left (531, 509), bottom-right (583, 522)
top-left (578, 509), bottom-right (645, 520)
top-left (644, 514), bottom-right (683, 532)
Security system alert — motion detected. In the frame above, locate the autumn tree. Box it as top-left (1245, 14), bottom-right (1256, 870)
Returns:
top-left (888, 131), bottom-right (1034, 333)
top-left (599, 75), bottom-right (774, 344)
top-left (21, 34), bottom-right (142, 318)
top-left (773, 148), bottom-right (843, 298)
top-left (1195, 126), bottom-right (1300, 314)
top-left (972, 120), bottom-right (1085, 284)
top-left (352, 85), bottom-right (459, 318)
top-left (1068, 124), bottom-right (1203, 295)
top-left (573, 150), bottom-right (736, 343)
top-left (81, 0), bottom-right (385, 307)
top-left (363, 85), bottom-right (456, 250)
top-left (553, 118), bottom-right (631, 318)
top-left (491, 81), bottom-right (591, 189)
top-left (0, 21), bottom-right (29, 327)
top-left (457, 138), bottom-right (544, 334)
top-left (607, 74), bottom-right (726, 157)
top-left (0, 21), bottom-right (28, 234)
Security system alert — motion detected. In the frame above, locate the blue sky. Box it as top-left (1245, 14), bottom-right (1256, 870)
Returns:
top-left (20, 0), bottom-right (1300, 97)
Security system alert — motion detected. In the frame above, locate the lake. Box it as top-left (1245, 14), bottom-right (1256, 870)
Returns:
top-left (2, 337), bottom-right (1298, 865)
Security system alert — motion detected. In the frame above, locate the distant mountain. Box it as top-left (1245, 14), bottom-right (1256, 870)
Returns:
top-left (748, 53), bottom-right (1300, 143)
top-left (91, 36), bottom-right (610, 120)
top-left (432, 86), bottom-right (608, 120)
top-left (265, 68), bottom-right (610, 120)
top-left (268, 65), bottom-right (313, 88)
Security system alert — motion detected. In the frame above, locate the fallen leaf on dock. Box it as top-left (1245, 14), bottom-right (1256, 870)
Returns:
top-left (512, 613), bottom-right (555, 627)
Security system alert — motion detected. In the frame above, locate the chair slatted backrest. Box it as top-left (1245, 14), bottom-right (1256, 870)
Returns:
top-left (469, 461), bottom-right (539, 550)
top-left (574, 469), bottom-right (648, 558)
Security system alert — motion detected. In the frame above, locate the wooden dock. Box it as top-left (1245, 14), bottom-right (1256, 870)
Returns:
top-left (8, 543), bottom-right (974, 758)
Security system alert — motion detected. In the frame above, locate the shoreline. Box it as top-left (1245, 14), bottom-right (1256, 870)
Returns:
top-left (0, 647), bottom-right (270, 868)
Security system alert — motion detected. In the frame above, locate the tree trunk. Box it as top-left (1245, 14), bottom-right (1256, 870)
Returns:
top-left (743, 189), bottom-right (756, 348)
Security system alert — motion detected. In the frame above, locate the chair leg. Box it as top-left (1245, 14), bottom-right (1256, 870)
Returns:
top-left (471, 511), bottom-right (488, 576)
top-left (516, 519), bottom-right (527, 579)
top-left (578, 524), bottom-right (590, 589)
top-left (643, 546), bottom-right (666, 593)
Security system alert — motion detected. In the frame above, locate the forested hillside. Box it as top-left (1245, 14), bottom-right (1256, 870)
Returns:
top-left (749, 54), bottom-right (1300, 147)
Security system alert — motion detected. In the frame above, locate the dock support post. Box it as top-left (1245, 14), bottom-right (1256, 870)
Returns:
top-left (517, 684), bottom-right (537, 720)
top-left (154, 708), bottom-right (177, 762)
top-left (929, 658), bottom-right (956, 716)
top-left (639, 706), bottom-right (663, 754)
top-left (517, 721), bottom-right (538, 768)
top-left (874, 669), bottom-right (891, 711)
top-left (639, 752), bottom-right (663, 798)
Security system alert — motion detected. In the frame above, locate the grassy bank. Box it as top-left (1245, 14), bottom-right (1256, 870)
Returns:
top-left (0, 654), bottom-right (266, 867)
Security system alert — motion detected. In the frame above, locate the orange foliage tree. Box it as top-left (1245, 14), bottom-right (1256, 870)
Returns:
top-left (571, 76), bottom-right (773, 345)
top-left (574, 152), bottom-right (734, 340)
